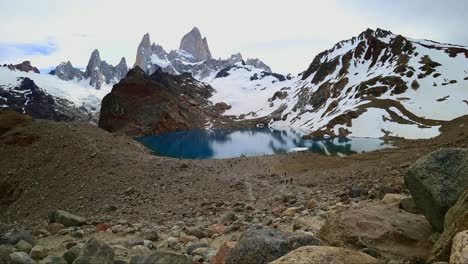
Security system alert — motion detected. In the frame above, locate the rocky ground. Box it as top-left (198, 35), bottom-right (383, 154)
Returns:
top-left (0, 111), bottom-right (467, 264)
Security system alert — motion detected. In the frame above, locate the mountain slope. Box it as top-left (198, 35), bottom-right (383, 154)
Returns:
top-left (0, 64), bottom-right (111, 117)
top-left (242, 28), bottom-right (468, 139)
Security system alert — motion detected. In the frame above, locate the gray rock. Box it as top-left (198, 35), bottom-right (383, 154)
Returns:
top-left (129, 251), bottom-right (190, 264)
top-left (114, 260), bottom-right (127, 264)
top-left (179, 27), bottom-right (212, 61)
top-left (226, 225), bottom-right (321, 264)
top-left (0, 245), bottom-right (14, 264)
top-left (15, 240), bottom-right (32, 253)
top-left (186, 242), bottom-right (208, 255)
top-left (43, 256), bottom-right (67, 264)
top-left (245, 58), bottom-right (272, 73)
top-left (53, 62), bottom-right (83, 81)
top-left (63, 245), bottom-right (80, 264)
top-left (184, 226), bottom-right (207, 239)
top-left (138, 231), bottom-right (159, 242)
top-left (0, 229), bottom-right (34, 246)
top-left (29, 246), bottom-right (46, 260)
top-left (405, 148), bottom-right (468, 231)
top-left (49, 210), bottom-right (86, 227)
top-left (349, 186), bottom-right (368, 198)
top-left (84, 49), bottom-right (102, 79)
top-left (9, 252), bottom-right (36, 264)
top-left (72, 238), bottom-right (114, 264)
top-left (400, 197), bottom-right (420, 214)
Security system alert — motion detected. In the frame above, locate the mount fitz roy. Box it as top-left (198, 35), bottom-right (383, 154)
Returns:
top-left (0, 27), bottom-right (467, 139)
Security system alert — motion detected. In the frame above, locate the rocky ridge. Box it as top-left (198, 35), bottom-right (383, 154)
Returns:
top-left (133, 27), bottom-right (273, 79)
top-left (51, 50), bottom-right (128, 89)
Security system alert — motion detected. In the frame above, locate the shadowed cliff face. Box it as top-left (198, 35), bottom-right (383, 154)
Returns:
top-left (98, 67), bottom-right (225, 136)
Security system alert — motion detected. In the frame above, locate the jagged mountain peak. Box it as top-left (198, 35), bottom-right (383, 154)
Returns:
top-left (179, 26), bottom-right (212, 61)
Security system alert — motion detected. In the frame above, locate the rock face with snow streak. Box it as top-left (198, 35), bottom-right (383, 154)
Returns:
top-left (53, 61), bottom-right (83, 81)
top-left (246, 58), bottom-right (272, 73)
top-left (179, 27), bottom-right (212, 61)
top-left (0, 77), bottom-right (89, 121)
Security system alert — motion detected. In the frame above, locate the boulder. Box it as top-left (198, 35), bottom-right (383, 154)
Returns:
top-left (0, 229), bottom-right (34, 246)
top-left (47, 223), bottom-right (65, 235)
top-left (270, 246), bottom-right (379, 264)
top-left (381, 193), bottom-right (406, 205)
top-left (186, 242), bottom-right (208, 255)
top-left (43, 256), bottom-right (67, 264)
top-left (63, 245), bottom-right (80, 264)
top-left (405, 148), bottom-right (468, 231)
top-left (211, 242), bottom-right (236, 264)
top-left (428, 190), bottom-right (468, 262)
top-left (225, 226), bottom-right (320, 264)
top-left (49, 210), bottom-right (86, 227)
top-left (399, 197), bottom-right (420, 214)
top-left (129, 251), bottom-right (191, 264)
top-left (15, 240), bottom-right (33, 253)
top-left (9, 252), bottom-right (36, 264)
top-left (29, 246), bottom-right (46, 260)
top-left (0, 245), bottom-right (13, 264)
top-left (138, 231), bottom-right (159, 241)
top-left (450, 230), bottom-right (468, 264)
top-left (319, 202), bottom-right (433, 261)
top-left (72, 238), bottom-right (114, 264)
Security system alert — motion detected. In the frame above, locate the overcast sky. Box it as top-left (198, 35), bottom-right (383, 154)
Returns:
top-left (0, 0), bottom-right (467, 74)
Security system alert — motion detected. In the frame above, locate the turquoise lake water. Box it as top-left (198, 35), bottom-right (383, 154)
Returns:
top-left (137, 128), bottom-right (392, 159)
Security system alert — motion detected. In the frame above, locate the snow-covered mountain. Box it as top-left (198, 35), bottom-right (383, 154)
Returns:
top-left (225, 28), bottom-right (468, 139)
top-left (0, 27), bottom-right (466, 139)
top-left (0, 62), bottom-right (111, 120)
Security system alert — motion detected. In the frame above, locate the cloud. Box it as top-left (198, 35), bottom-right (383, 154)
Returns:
top-left (0, 0), bottom-right (466, 74)
top-left (0, 41), bottom-right (57, 61)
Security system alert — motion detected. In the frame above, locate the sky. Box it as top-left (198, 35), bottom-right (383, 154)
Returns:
top-left (0, 0), bottom-right (467, 74)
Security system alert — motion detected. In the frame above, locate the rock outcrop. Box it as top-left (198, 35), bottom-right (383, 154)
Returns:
top-left (270, 246), bottom-right (379, 264)
top-left (3, 61), bottom-right (40, 74)
top-left (98, 67), bottom-right (220, 135)
top-left (179, 27), bottom-right (212, 61)
top-left (225, 226), bottom-right (320, 264)
top-left (0, 77), bottom-right (90, 122)
top-left (405, 148), bottom-right (468, 231)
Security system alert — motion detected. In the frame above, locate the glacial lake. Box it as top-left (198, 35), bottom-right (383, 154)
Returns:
top-left (136, 128), bottom-right (392, 159)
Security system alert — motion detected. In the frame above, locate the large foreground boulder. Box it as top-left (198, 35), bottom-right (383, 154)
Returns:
top-left (405, 148), bottom-right (468, 231)
top-left (225, 226), bottom-right (320, 264)
top-left (72, 238), bottom-right (114, 264)
top-left (319, 202), bottom-right (433, 261)
top-left (129, 251), bottom-right (191, 264)
top-left (428, 190), bottom-right (468, 262)
top-left (270, 246), bottom-right (379, 264)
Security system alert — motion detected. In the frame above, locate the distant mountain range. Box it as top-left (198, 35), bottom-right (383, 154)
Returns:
top-left (1, 28), bottom-right (467, 139)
